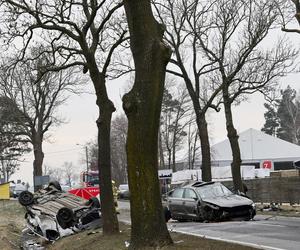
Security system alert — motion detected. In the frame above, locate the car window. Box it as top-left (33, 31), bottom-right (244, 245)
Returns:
top-left (183, 189), bottom-right (198, 199)
top-left (196, 183), bottom-right (233, 199)
top-left (170, 188), bottom-right (184, 198)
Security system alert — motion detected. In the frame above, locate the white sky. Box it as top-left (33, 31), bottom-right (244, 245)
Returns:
top-left (11, 33), bottom-right (300, 186)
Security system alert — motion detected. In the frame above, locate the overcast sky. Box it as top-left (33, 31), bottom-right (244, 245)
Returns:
top-left (11, 31), bottom-right (300, 186)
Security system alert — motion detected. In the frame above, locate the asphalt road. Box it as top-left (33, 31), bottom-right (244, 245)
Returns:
top-left (118, 200), bottom-right (300, 250)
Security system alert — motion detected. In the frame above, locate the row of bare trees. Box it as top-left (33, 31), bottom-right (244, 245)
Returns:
top-left (153, 0), bottom-right (296, 191)
top-left (44, 162), bottom-right (79, 187)
top-left (0, 0), bottom-right (299, 248)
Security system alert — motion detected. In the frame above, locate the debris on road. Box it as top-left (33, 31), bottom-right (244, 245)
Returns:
top-left (18, 181), bottom-right (102, 243)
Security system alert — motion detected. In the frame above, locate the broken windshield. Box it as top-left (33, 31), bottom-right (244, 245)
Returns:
top-left (196, 183), bottom-right (232, 199)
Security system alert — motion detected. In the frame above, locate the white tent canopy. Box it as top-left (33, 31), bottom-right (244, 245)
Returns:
top-left (211, 128), bottom-right (300, 167)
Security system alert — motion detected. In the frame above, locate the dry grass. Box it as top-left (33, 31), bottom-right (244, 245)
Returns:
top-left (49, 223), bottom-right (256, 250)
top-left (0, 200), bottom-right (25, 250)
top-left (0, 200), bottom-right (256, 250)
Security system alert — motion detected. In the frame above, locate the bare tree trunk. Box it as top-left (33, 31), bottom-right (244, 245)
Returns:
top-left (123, 0), bottom-right (173, 248)
top-left (90, 66), bottom-right (119, 234)
top-left (97, 102), bottom-right (119, 234)
top-left (33, 137), bottom-right (44, 191)
top-left (191, 131), bottom-right (198, 169)
top-left (1, 159), bottom-right (7, 182)
top-left (158, 130), bottom-right (165, 169)
top-left (196, 112), bottom-right (212, 181)
top-left (172, 142), bottom-right (176, 172)
top-left (187, 123), bottom-right (192, 169)
top-left (167, 148), bottom-right (172, 169)
top-left (223, 86), bottom-right (243, 192)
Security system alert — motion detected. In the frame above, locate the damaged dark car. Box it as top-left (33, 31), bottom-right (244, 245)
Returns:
top-left (164, 181), bottom-right (256, 222)
top-left (18, 181), bottom-right (101, 242)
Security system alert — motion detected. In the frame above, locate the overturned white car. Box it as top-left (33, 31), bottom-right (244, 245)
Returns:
top-left (19, 181), bottom-right (101, 241)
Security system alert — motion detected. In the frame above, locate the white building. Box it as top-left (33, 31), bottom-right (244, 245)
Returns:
top-left (211, 128), bottom-right (300, 170)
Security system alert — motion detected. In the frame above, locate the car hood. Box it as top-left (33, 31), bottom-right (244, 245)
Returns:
top-left (202, 194), bottom-right (253, 208)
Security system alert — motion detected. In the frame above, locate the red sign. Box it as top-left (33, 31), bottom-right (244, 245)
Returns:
top-left (69, 187), bottom-right (100, 200)
top-left (262, 160), bottom-right (272, 169)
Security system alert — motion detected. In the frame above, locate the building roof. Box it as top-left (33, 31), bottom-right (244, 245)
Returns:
top-left (211, 128), bottom-right (300, 162)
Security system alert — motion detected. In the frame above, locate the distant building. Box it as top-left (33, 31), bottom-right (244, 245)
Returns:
top-left (211, 128), bottom-right (300, 170)
top-left (170, 128), bottom-right (300, 172)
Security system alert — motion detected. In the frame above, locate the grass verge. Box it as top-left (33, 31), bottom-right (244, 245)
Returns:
top-left (0, 200), bottom-right (25, 250)
top-left (48, 222), bottom-right (256, 250)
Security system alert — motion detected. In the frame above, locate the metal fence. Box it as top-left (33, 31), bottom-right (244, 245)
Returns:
top-left (223, 177), bottom-right (300, 204)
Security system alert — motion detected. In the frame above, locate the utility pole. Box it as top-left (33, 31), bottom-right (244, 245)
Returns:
top-left (85, 146), bottom-right (89, 172)
top-left (77, 143), bottom-right (89, 172)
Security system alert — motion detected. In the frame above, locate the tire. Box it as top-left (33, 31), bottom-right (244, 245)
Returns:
top-left (48, 181), bottom-right (62, 191)
top-left (18, 191), bottom-right (34, 206)
top-left (86, 197), bottom-right (101, 208)
top-left (56, 207), bottom-right (74, 229)
top-left (201, 206), bottom-right (222, 222)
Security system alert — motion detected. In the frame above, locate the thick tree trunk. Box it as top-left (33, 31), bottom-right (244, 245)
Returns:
top-left (196, 113), bottom-right (212, 181)
top-left (33, 139), bottom-right (44, 191)
top-left (223, 86), bottom-right (244, 192)
top-left (123, 0), bottom-right (173, 248)
top-left (89, 65), bottom-right (119, 234)
top-left (96, 100), bottom-right (119, 234)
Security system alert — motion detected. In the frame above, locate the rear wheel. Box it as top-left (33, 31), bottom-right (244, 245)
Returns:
top-left (48, 181), bottom-right (62, 191)
top-left (18, 191), bottom-right (34, 206)
top-left (57, 207), bottom-right (74, 229)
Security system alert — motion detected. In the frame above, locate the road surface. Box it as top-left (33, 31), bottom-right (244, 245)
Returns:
top-left (118, 200), bottom-right (300, 250)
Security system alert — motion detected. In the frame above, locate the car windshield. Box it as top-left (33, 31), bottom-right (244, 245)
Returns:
top-left (196, 183), bottom-right (233, 199)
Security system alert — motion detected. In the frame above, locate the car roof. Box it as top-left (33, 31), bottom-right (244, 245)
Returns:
top-left (183, 181), bottom-right (215, 188)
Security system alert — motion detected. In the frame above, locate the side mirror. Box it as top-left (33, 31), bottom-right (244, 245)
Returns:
top-left (193, 197), bottom-right (198, 201)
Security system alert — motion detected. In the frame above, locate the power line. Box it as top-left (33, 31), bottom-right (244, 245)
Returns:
top-left (44, 148), bottom-right (81, 155)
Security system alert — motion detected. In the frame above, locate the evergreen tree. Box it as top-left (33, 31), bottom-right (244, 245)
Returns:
top-left (262, 86), bottom-right (300, 145)
top-left (277, 86), bottom-right (300, 144)
top-left (261, 103), bottom-right (279, 136)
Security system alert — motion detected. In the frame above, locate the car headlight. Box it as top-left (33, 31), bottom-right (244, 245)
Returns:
top-left (251, 203), bottom-right (256, 209)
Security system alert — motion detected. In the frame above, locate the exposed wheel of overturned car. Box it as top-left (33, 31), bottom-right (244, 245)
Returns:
top-left (18, 191), bottom-right (34, 206)
top-left (48, 181), bottom-right (62, 191)
top-left (56, 207), bottom-right (74, 229)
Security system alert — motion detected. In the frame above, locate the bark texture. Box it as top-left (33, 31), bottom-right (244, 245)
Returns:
top-left (183, 76), bottom-right (212, 181)
top-left (123, 0), bottom-right (173, 248)
top-left (196, 112), bottom-right (212, 182)
top-left (89, 62), bottom-right (119, 234)
top-left (223, 86), bottom-right (243, 192)
top-left (33, 133), bottom-right (44, 191)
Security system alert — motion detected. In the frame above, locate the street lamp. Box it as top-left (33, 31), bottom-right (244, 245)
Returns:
top-left (76, 144), bottom-right (89, 172)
